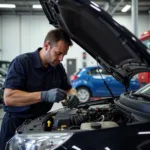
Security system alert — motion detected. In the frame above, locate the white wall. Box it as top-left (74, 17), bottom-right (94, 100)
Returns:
top-left (0, 14), bottom-right (150, 73)
top-left (113, 15), bottom-right (150, 38)
top-left (1, 15), bottom-right (20, 61)
top-left (0, 16), bottom-right (2, 59)
top-left (0, 15), bottom-right (86, 71)
top-left (21, 15), bottom-right (55, 54)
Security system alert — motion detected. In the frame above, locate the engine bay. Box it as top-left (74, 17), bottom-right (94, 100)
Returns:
top-left (17, 97), bottom-right (137, 133)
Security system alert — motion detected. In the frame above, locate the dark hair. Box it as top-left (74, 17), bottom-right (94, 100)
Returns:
top-left (44, 28), bottom-right (73, 46)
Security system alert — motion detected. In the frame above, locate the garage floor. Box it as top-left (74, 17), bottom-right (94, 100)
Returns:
top-left (0, 103), bottom-right (63, 129)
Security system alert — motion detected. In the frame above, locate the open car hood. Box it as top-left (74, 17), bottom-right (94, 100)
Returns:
top-left (40, 0), bottom-right (150, 88)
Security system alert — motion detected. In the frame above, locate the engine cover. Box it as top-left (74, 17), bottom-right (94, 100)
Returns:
top-left (53, 108), bottom-right (88, 130)
top-left (53, 109), bottom-right (77, 129)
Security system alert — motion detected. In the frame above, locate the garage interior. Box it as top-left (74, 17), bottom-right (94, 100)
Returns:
top-left (0, 0), bottom-right (150, 72)
top-left (0, 0), bottom-right (150, 149)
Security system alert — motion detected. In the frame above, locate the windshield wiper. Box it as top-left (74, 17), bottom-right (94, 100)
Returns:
top-left (129, 92), bottom-right (150, 101)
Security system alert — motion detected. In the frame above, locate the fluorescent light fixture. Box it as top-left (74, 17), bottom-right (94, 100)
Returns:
top-left (91, 1), bottom-right (99, 7)
top-left (138, 131), bottom-right (150, 135)
top-left (121, 5), bottom-right (131, 12)
top-left (0, 4), bottom-right (16, 8)
top-left (90, 4), bottom-right (101, 12)
top-left (32, 4), bottom-right (42, 9)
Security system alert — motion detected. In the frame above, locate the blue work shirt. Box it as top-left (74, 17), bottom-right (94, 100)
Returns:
top-left (3, 48), bottom-right (72, 118)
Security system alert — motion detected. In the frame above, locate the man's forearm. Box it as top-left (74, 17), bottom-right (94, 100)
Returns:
top-left (4, 89), bottom-right (41, 106)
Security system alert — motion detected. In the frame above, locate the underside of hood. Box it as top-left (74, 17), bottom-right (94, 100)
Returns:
top-left (40, 0), bottom-right (150, 88)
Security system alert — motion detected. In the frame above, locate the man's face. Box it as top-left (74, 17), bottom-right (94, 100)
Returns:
top-left (46, 40), bottom-right (69, 66)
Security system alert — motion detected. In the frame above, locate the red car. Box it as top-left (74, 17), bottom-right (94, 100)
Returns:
top-left (138, 31), bottom-right (150, 86)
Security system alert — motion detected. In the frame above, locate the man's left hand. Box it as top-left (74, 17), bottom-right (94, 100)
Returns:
top-left (62, 95), bottom-right (79, 108)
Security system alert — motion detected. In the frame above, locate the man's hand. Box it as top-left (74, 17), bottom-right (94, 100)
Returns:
top-left (62, 95), bottom-right (79, 108)
top-left (41, 88), bottom-right (67, 103)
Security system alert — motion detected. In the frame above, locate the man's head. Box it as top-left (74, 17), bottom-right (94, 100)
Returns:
top-left (43, 28), bottom-right (72, 67)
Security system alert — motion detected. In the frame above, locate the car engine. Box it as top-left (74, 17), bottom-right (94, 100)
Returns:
top-left (17, 99), bottom-right (134, 133)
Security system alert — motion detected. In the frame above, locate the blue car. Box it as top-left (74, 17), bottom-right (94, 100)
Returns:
top-left (71, 66), bottom-right (139, 102)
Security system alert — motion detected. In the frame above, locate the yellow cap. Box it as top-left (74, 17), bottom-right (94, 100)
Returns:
top-left (47, 120), bottom-right (51, 127)
top-left (61, 125), bottom-right (67, 128)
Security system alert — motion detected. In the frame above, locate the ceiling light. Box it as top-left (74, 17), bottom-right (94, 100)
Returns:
top-left (0, 4), bottom-right (16, 8)
top-left (91, 1), bottom-right (99, 7)
top-left (138, 131), bottom-right (150, 135)
top-left (90, 4), bottom-right (101, 12)
top-left (32, 5), bottom-right (42, 9)
top-left (121, 5), bottom-right (131, 12)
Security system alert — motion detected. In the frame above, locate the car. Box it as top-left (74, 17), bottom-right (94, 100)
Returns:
top-left (0, 77), bottom-right (4, 103)
top-left (71, 66), bottom-right (139, 102)
top-left (0, 62), bottom-right (10, 103)
top-left (0, 68), bottom-right (7, 103)
top-left (0, 68), bottom-right (7, 77)
top-left (0, 60), bottom-right (10, 71)
top-left (6, 0), bottom-right (150, 149)
top-left (116, 82), bottom-right (150, 123)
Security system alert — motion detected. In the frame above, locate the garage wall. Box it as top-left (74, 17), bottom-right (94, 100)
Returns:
top-left (1, 15), bottom-right (20, 61)
top-left (1, 15), bottom-right (52, 61)
top-left (0, 15), bottom-right (85, 71)
top-left (0, 14), bottom-right (150, 73)
top-left (0, 16), bottom-right (2, 59)
top-left (113, 15), bottom-right (150, 38)
top-left (21, 15), bottom-right (54, 54)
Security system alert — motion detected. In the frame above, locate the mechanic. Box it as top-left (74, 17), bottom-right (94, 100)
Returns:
top-left (0, 28), bottom-right (79, 150)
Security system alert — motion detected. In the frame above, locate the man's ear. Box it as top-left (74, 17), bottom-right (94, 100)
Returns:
top-left (44, 41), bottom-right (50, 50)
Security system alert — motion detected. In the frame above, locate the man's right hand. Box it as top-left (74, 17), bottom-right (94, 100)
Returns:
top-left (41, 88), bottom-right (67, 103)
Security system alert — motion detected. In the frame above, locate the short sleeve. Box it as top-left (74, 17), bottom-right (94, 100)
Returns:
top-left (58, 64), bottom-right (72, 91)
top-left (3, 56), bottom-right (27, 90)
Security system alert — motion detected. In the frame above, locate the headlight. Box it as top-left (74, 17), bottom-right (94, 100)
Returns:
top-left (6, 132), bottom-right (73, 150)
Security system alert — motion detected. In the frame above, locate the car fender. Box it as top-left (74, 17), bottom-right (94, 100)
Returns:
top-left (72, 79), bottom-right (94, 96)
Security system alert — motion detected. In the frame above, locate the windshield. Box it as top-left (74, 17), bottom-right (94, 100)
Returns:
top-left (135, 83), bottom-right (150, 95)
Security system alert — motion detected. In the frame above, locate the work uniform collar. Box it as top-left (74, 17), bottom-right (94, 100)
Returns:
top-left (32, 48), bottom-right (55, 71)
